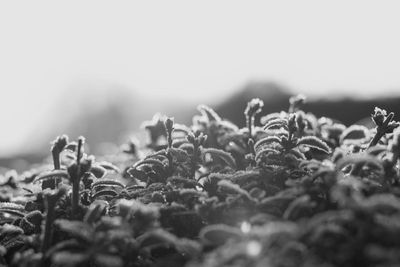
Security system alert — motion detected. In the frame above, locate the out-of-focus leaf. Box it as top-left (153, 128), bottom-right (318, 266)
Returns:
top-left (296, 136), bottom-right (331, 154)
top-left (34, 170), bottom-right (69, 183)
top-left (199, 224), bottom-right (242, 246)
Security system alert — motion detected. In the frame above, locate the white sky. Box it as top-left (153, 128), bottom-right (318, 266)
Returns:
top-left (1, 0), bottom-right (400, 156)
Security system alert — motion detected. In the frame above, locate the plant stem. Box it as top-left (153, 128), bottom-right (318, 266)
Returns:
top-left (51, 149), bottom-right (60, 189)
top-left (191, 143), bottom-right (199, 179)
top-left (369, 112), bottom-right (395, 148)
top-left (166, 151), bottom-right (173, 176)
top-left (167, 131), bottom-right (173, 149)
top-left (71, 138), bottom-right (83, 217)
top-left (52, 149), bottom-right (60, 170)
top-left (248, 138), bottom-right (256, 156)
top-left (368, 130), bottom-right (384, 148)
top-left (247, 115), bottom-right (254, 139)
top-left (41, 197), bottom-right (56, 253)
top-left (72, 179), bottom-right (80, 217)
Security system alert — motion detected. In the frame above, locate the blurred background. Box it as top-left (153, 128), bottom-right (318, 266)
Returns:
top-left (1, 0), bottom-right (400, 170)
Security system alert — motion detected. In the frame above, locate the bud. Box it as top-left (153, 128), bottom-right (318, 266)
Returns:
top-left (289, 94), bottom-right (306, 112)
top-left (372, 107), bottom-right (387, 126)
top-left (186, 132), bottom-right (196, 144)
top-left (198, 133), bottom-right (207, 146)
top-left (296, 111), bottom-right (307, 132)
top-left (164, 117), bottom-right (174, 148)
top-left (51, 135), bottom-right (69, 153)
top-left (78, 136), bottom-right (86, 146)
top-left (164, 117), bottom-right (174, 133)
top-left (244, 98), bottom-right (264, 118)
top-left (288, 113), bottom-right (298, 134)
top-left (332, 148), bottom-right (344, 163)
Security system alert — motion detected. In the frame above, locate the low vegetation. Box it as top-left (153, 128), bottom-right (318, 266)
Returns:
top-left (1, 95), bottom-right (400, 267)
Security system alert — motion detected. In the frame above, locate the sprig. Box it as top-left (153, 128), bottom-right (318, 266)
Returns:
top-left (67, 137), bottom-right (88, 217)
top-left (164, 117), bottom-right (174, 149)
top-left (244, 98), bottom-right (264, 139)
top-left (48, 135), bottom-right (68, 189)
top-left (369, 107), bottom-right (400, 148)
top-left (187, 132), bottom-right (207, 179)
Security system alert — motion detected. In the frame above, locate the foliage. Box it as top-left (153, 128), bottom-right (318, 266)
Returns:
top-left (1, 96), bottom-right (400, 267)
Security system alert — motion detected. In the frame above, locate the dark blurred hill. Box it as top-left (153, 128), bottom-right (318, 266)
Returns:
top-left (0, 86), bottom-right (197, 171)
top-left (2, 82), bottom-right (400, 171)
top-left (215, 82), bottom-right (400, 127)
top-left (214, 82), bottom-right (292, 126)
top-left (305, 98), bottom-right (400, 125)
top-left (30, 85), bottom-right (197, 154)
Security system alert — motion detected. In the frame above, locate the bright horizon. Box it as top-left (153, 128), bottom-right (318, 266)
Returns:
top-left (1, 0), bottom-right (400, 156)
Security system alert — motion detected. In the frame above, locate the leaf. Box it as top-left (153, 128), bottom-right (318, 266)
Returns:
top-left (197, 105), bottom-right (221, 122)
top-left (201, 148), bottom-right (237, 169)
top-left (117, 199), bottom-right (159, 220)
top-left (168, 147), bottom-right (190, 161)
top-left (199, 224), bottom-right (242, 246)
top-left (263, 118), bottom-right (288, 130)
top-left (255, 147), bottom-right (281, 162)
top-left (92, 189), bottom-right (118, 199)
top-left (137, 228), bottom-right (178, 248)
top-left (336, 154), bottom-right (383, 173)
top-left (90, 165), bottom-right (107, 178)
top-left (340, 125), bottom-right (370, 142)
top-left (52, 251), bottom-right (89, 266)
top-left (127, 168), bottom-right (147, 181)
top-left (21, 211), bottom-right (42, 233)
top-left (260, 112), bottom-right (286, 125)
top-left (0, 224), bottom-right (24, 236)
top-left (254, 136), bottom-right (282, 151)
top-left (64, 141), bottom-right (78, 152)
top-left (258, 195), bottom-right (296, 216)
top-left (0, 202), bottom-right (24, 212)
top-left (134, 158), bottom-right (166, 169)
top-left (94, 254), bottom-right (123, 267)
top-left (0, 203), bottom-right (25, 218)
top-left (359, 194), bottom-right (400, 214)
top-left (229, 170), bottom-right (260, 185)
top-left (0, 226), bottom-right (25, 253)
top-left (84, 200), bottom-right (108, 224)
top-left (286, 149), bottom-right (306, 160)
top-left (98, 161), bottom-right (120, 173)
top-left (167, 176), bottom-right (199, 188)
top-left (173, 123), bottom-right (191, 134)
top-left (34, 170), bottom-right (69, 183)
top-left (91, 179), bottom-right (125, 190)
top-left (217, 180), bottom-right (252, 200)
top-left (283, 195), bottom-right (316, 220)
top-left (296, 136), bottom-right (331, 154)
top-left (55, 220), bottom-right (94, 243)
top-left (45, 240), bottom-right (82, 258)
top-left (175, 238), bottom-right (202, 257)
top-left (249, 188), bottom-right (266, 199)
top-left (125, 185), bottom-right (145, 192)
top-left (366, 145), bottom-right (387, 156)
top-left (179, 188), bottom-right (207, 198)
